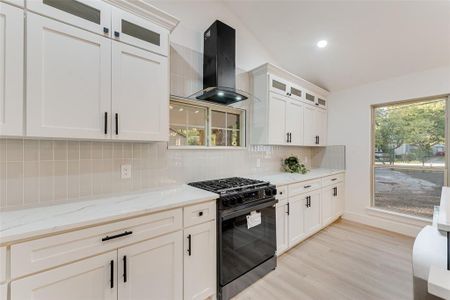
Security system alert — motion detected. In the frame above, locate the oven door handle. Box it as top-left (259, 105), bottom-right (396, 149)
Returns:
top-left (220, 198), bottom-right (277, 221)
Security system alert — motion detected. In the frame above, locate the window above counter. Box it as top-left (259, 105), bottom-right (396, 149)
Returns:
top-left (169, 96), bottom-right (246, 149)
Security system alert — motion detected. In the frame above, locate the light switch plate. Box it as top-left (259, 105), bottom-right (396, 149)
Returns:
top-left (121, 164), bottom-right (132, 179)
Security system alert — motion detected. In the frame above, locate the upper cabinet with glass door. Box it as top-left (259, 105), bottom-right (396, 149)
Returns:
top-left (269, 75), bottom-right (304, 102)
top-left (112, 7), bottom-right (168, 56)
top-left (27, 0), bottom-right (112, 36)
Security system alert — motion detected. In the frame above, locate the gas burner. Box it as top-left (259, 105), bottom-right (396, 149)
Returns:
top-left (188, 177), bottom-right (268, 195)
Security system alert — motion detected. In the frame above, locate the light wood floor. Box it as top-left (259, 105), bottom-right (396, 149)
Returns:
top-left (232, 219), bottom-right (415, 300)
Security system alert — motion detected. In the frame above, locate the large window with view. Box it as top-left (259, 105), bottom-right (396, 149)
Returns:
top-left (372, 98), bottom-right (447, 219)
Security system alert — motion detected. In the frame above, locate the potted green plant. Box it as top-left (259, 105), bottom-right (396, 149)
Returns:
top-left (282, 155), bottom-right (308, 174)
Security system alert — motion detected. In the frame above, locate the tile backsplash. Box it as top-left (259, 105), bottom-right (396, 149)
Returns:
top-left (0, 139), bottom-right (312, 210)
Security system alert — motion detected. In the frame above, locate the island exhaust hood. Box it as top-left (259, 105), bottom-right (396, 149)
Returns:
top-left (194, 20), bottom-right (248, 105)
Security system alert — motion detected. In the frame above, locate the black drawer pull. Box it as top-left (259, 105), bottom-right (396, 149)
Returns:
top-left (198, 211), bottom-right (203, 217)
top-left (123, 255), bottom-right (127, 283)
top-left (115, 113), bottom-right (119, 135)
top-left (304, 185), bottom-right (312, 189)
top-left (187, 234), bottom-right (192, 256)
top-left (287, 203), bottom-right (290, 215)
top-left (110, 260), bottom-right (114, 288)
top-left (103, 27), bottom-right (109, 34)
top-left (102, 231), bottom-right (133, 242)
top-left (104, 112), bottom-right (108, 135)
top-left (331, 178), bottom-right (337, 181)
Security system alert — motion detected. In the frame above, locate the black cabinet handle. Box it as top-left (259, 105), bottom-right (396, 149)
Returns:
top-left (110, 260), bottom-right (114, 288)
top-left (102, 231), bottom-right (133, 242)
top-left (305, 197), bottom-right (309, 207)
top-left (331, 178), bottom-right (337, 181)
top-left (304, 185), bottom-right (311, 189)
top-left (333, 187), bottom-right (338, 197)
top-left (286, 132), bottom-right (289, 143)
top-left (115, 113), bottom-right (119, 135)
top-left (289, 132), bottom-right (292, 143)
top-left (103, 27), bottom-right (109, 34)
top-left (104, 112), bottom-right (108, 135)
top-left (318, 136), bottom-right (320, 144)
top-left (287, 202), bottom-right (290, 215)
top-left (187, 234), bottom-right (192, 256)
top-left (198, 211), bottom-right (203, 217)
top-left (315, 136), bottom-right (319, 145)
top-left (315, 103), bottom-right (319, 106)
top-left (114, 31), bottom-right (120, 37)
top-left (123, 255), bottom-right (127, 283)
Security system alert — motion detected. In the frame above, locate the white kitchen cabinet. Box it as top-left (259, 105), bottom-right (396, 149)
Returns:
top-left (335, 182), bottom-right (345, 217)
top-left (184, 221), bottom-right (216, 300)
top-left (118, 231), bottom-right (183, 300)
top-left (27, 0), bottom-right (112, 36)
top-left (276, 199), bottom-right (289, 255)
top-left (304, 190), bottom-right (322, 235)
top-left (267, 93), bottom-right (288, 145)
top-left (26, 12), bottom-right (112, 139)
top-left (0, 3), bottom-right (23, 136)
top-left (112, 41), bottom-right (169, 141)
top-left (286, 101), bottom-right (304, 145)
top-left (251, 64), bottom-right (328, 146)
top-left (11, 251), bottom-right (117, 300)
top-left (321, 185), bottom-right (335, 226)
top-left (288, 194), bottom-right (306, 246)
top-left (112, 7), bottom-right (169, 56)
top-left (304, 105), bottom-right (327, 146)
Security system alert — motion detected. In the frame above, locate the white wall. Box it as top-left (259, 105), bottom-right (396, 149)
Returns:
top-left (328, 65), bottom-right (450, 237)
top-left (148, 0), bottom-right (278, 71)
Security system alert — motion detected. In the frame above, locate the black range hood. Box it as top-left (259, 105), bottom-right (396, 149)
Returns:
top-left (195, 20), bottom-right (248, 105)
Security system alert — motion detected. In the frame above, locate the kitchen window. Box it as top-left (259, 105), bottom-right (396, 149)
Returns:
top-left (371, 97), bottom-right (448, 219)
top-left (169, 97), bottom-right (245, 149)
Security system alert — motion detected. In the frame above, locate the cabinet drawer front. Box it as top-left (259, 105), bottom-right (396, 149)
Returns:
top-left (184, 201), bottom-right (216, 228)
top-left (0, 247), bottom-right (5, 283)
top-left (276, 185), bottom-right (288, 200)
top-left (27, 0), bottom-right (111, 36)
top-left (322, 173), bottom-right (345, 187)
top-left (112, 7), bottom-right (169, 56)
top-left (11, 208), bottom-right (182, 279)
top-left (288, 179), bottom-right (321, 197)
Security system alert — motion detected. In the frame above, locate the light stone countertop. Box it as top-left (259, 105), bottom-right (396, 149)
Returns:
top-left (0, 168), bottom-right (345, 246)
top-left (0, 185), bottom-right (218, 246)
top-left (438, 187), bottom-right (450, 232)
top-left (250, 168), bottom-right (345, 186)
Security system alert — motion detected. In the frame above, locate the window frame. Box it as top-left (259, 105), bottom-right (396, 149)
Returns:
top-left (370, 95), bottom-right (450, 218)
top-left (168, 96), bottom-right (246, 150)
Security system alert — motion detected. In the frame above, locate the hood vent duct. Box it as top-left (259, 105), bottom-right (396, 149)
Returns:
top-left (195, 20), bottom-right (248, 105)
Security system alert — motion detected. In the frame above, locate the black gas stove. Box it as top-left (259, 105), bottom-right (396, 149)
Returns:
top-left (189, 177), bottom-right (277, 211)
top-left (188, 177), bottom-right (278, 300)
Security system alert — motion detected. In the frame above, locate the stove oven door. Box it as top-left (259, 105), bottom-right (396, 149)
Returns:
top-left (219, 198), bottom-right (277, 287)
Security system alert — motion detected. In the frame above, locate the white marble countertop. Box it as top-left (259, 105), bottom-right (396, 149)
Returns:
top-left (0, 185), bottom-right (218, 246)
top-left (250, 168), bottom-right (345, 186)
top-left (0, 168), bottom-right (345, 246)
top-left (438, 187), bottom-right (450, 232)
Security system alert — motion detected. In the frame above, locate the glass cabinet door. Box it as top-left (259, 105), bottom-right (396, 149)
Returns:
top-left (269, 75), bottom-right (288, 96)
top-left (112, 8), bottom-right (168, 56)
top-left (27, 0), bottom-right (111, 36)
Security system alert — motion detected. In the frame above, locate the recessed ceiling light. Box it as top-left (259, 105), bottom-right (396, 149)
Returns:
top-left (217, 91), bottom-right (225, 97)
top-left (317, 40), bottom-right (328, 48)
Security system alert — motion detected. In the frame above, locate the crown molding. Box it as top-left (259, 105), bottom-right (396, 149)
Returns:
top-left (104, 0), bottom-right (179, 32)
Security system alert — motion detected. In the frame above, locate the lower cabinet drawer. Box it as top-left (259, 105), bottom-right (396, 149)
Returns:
top-left (183, 201), bottom-right (216, 228)
top-left (288, 179), bottom-right (322, 197)
top-left (322, 173), bottom-right (345, 187)
top-left (276, 185), bottom-right (288, 200)
top-left (10, 208), bottom-right (182, 279)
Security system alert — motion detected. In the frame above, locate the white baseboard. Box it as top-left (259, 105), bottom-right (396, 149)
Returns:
top-left (342, 210), bottom-right (431, 237)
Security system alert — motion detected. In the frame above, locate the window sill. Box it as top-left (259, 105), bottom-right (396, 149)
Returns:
top-left (366, 207), bottom-right (432, 227)
top-left (167, 146), bottom-right (247, 150)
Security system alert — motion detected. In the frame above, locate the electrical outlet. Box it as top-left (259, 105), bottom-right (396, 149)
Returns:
top-left (121, 164), bottom-right (131, 179)
top-left (256, 158), bottom-right (261, 168)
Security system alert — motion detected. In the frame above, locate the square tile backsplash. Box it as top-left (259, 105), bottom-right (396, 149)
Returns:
top-left (0, 139), bottom-right (312, 210)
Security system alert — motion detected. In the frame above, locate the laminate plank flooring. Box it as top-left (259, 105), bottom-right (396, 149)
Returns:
top-left (232, 219), bottom-right (414, 300)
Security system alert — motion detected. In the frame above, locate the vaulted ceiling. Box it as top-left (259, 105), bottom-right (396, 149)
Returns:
top-left (223, 0), bottom-right (450, 92)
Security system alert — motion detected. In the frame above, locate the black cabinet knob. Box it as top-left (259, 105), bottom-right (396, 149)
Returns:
top-left (114, 31), bottom-right (120, 37)
top-left (198, 211), bottom-right (203, 217)
top-left (103, 27), bottom-right (109, 34)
